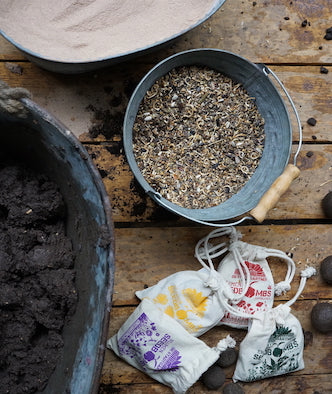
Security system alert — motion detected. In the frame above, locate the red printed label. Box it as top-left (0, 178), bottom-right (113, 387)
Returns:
top-left (220, 260), bottom-right (273, 328)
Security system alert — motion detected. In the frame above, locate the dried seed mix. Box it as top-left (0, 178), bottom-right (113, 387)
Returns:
top-left (132, 66), bottom-right (265, 209)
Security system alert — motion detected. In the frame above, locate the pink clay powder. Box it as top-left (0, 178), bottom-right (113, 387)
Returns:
top-left (0, 0), bottom-right (217, 62)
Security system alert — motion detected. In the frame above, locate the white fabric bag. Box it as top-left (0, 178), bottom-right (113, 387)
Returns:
top-left (136, 227), bottom-right (237, 337)
top-left (195, 227), bottom-right (296, 329)
top-left (136, 268), bottom-right (233, 337)
top-left (233, 267), bottom-right (316, 382)
top-left (107, 298), bottom-right (236, 394)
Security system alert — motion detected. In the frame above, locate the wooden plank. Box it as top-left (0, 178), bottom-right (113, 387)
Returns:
top-left (0, 62), bottom-right (330, 141)
top-left (111, 225), bottom-right (332, 306)
top-left (99, 374), bottom-right (332, 394)
top-left (269, 66), bottom-right (332, 144)
top-left (101, 301), bottom-right (332, 392)
top-left (87, 144), bottom-right (332, 223)
top-left (0, 36), bottom-right (24, 60)
top-left (0, 1), bottom-right (331, 64)
top-left (271, 144), bottom-right (332, 221)
top-left (0, 60), bottom-right (151, 139)
top-left (167, 0), bottom-right (332, 64)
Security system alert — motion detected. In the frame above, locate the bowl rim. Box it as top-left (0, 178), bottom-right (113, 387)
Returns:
top-left (19, 98), bottom-right (115, 393)
top-left (123, 48), bottom-right (293, 223)
top-left (0, 0), bottom-right (227, 66)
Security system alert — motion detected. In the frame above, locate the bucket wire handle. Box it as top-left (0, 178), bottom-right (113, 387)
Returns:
top-left (149, 66), bottom-right (303, 227)
top-left (262, 67), bottom-right (302, 166)
top-left (249, 66), bottom-right (302, 223)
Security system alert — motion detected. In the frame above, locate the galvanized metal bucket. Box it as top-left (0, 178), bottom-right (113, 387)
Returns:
top-left (123, 49), bottom-right (302, 226)
top-left (0, 98), bottom-right (114, 393)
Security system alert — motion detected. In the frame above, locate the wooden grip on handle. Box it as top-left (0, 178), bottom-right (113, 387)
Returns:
top-left (250, 164), bottom-right (300, 223)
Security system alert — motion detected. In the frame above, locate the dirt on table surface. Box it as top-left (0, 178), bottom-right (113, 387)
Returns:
top-left (0, 155), bottom-right (77, 394)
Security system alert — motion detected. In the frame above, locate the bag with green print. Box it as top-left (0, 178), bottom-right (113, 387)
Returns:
top-left (233, 267), bottom-right (316, 382)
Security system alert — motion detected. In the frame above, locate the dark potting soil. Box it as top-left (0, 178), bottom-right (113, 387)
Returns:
top-left (0, 158), bottom-right (77, 394)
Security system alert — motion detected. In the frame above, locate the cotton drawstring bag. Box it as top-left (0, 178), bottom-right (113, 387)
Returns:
top-left (107, 298), bottom-right (236, 394)
top-left (232, 267), bottom-right (316, 382)
top-left (136, 227), bottom-right (237, 337)
top-left (195, 227), bottom-right (296, 329)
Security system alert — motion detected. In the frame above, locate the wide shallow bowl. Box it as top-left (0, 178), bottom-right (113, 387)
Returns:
top-left (123, 49), bottom-right (292, 224)
top-left (0, 1), bottom-right (226, 74)
top-left (0, 99), bottom-right (114, 393)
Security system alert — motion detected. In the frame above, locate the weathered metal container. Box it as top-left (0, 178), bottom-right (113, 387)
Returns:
top-left (0, 1), bottom-right (227, 74)
top-left (0, 98), bottom-right (114, 393)
top-left (123, 49), bottom-right (301, 226)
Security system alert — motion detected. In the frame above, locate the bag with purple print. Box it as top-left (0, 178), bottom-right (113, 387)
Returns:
top-left (107, 298), bottom-right (236, 393)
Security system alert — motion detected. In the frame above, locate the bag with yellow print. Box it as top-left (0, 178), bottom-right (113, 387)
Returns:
top-left (136, 268), bottom-right (234, 337)
top-left (136, 228), bottom-right (238, 337)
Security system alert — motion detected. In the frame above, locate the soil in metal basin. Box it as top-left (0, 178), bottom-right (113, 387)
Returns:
top-left (0, 155), bottom-right (77, 393)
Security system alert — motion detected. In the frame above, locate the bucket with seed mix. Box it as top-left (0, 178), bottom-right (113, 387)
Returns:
top-left (123, 49), bottom-right (302, 226)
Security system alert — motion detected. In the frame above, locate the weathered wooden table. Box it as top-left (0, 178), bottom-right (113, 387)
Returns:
top-left (1, 1), bottom-right (331, 392)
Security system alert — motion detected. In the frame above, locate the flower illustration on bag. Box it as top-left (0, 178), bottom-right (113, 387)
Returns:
top-left (152, 287), bottom-right (208, 319)
top-left (182, 288), bottom-right (208, 317)
top-left (154, 293), bottom-right (168, 305)
top-left (151, 286), bottom-right (206, 334)
top-left (247, 325), bottom-right (301, 381)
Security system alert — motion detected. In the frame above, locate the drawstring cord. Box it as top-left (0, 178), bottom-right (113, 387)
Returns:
top-left (195, 227), bottom-right (250, 302)
top-left (195, 227), bottom-right (239, 262)
top-left (194, 226), bottom-right (312, 321)
top-left (214, 335), bottom-right (236, 353)
top-left (285, 266), bottom-right (316, 307)
top-left (262, 248), bottom-right (296, 296)
top-left (219, 266), bottom-right (316, 322)
top-left (195, 226), bottom-right (298, 305)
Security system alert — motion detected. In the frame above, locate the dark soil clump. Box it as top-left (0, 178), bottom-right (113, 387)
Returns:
top-left (86, 105), bottom-right (124, 140)
top-left (320, 255), bottom-right (332, 284)
top-left (0, 157), bottom-right (77, 394)
top-left (322, 191), bottom-right (332, 218)
top-left (216, 348), bottom-right (238, 368)
top-left (201, 364), bottom-right (225, 390)
top-left (307, 117), bottom-right (317, 126)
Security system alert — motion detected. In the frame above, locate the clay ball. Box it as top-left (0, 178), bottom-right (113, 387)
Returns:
top-left (311, 302), bottom-right (332, 333)
top-left (201, 364), bottom-right (226, 390)
top-left (320, 256), bottom-right (332, 284)
top-left (223, 382), bottom-right (245, 394)
top-left (322, 191), bottom-right (332, 218)
top-left (216, 348), bottom-right (238, 368)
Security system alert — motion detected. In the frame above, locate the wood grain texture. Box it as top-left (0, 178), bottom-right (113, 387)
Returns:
top-left (0, 62), bottom-right (330, 140)
top-left (112, 225), bottom-right (332, 306)
top-left (100, 375), bottom-right (332, 394)
top-left (86, 144), bottom-right (332, 223)
top-left (167, 0), bottom-right (332, 64)
top-left (0, 36), bottom-right (23, 60)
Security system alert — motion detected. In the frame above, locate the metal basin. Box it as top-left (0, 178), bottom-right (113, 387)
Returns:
top-left (0, 99), bottom-right (114, 394)
top-left (0, 1), bottom-right (227, 74)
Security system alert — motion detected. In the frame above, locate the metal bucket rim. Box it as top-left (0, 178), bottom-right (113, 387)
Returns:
top-left (123, 48), bottom-right (293, 222)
